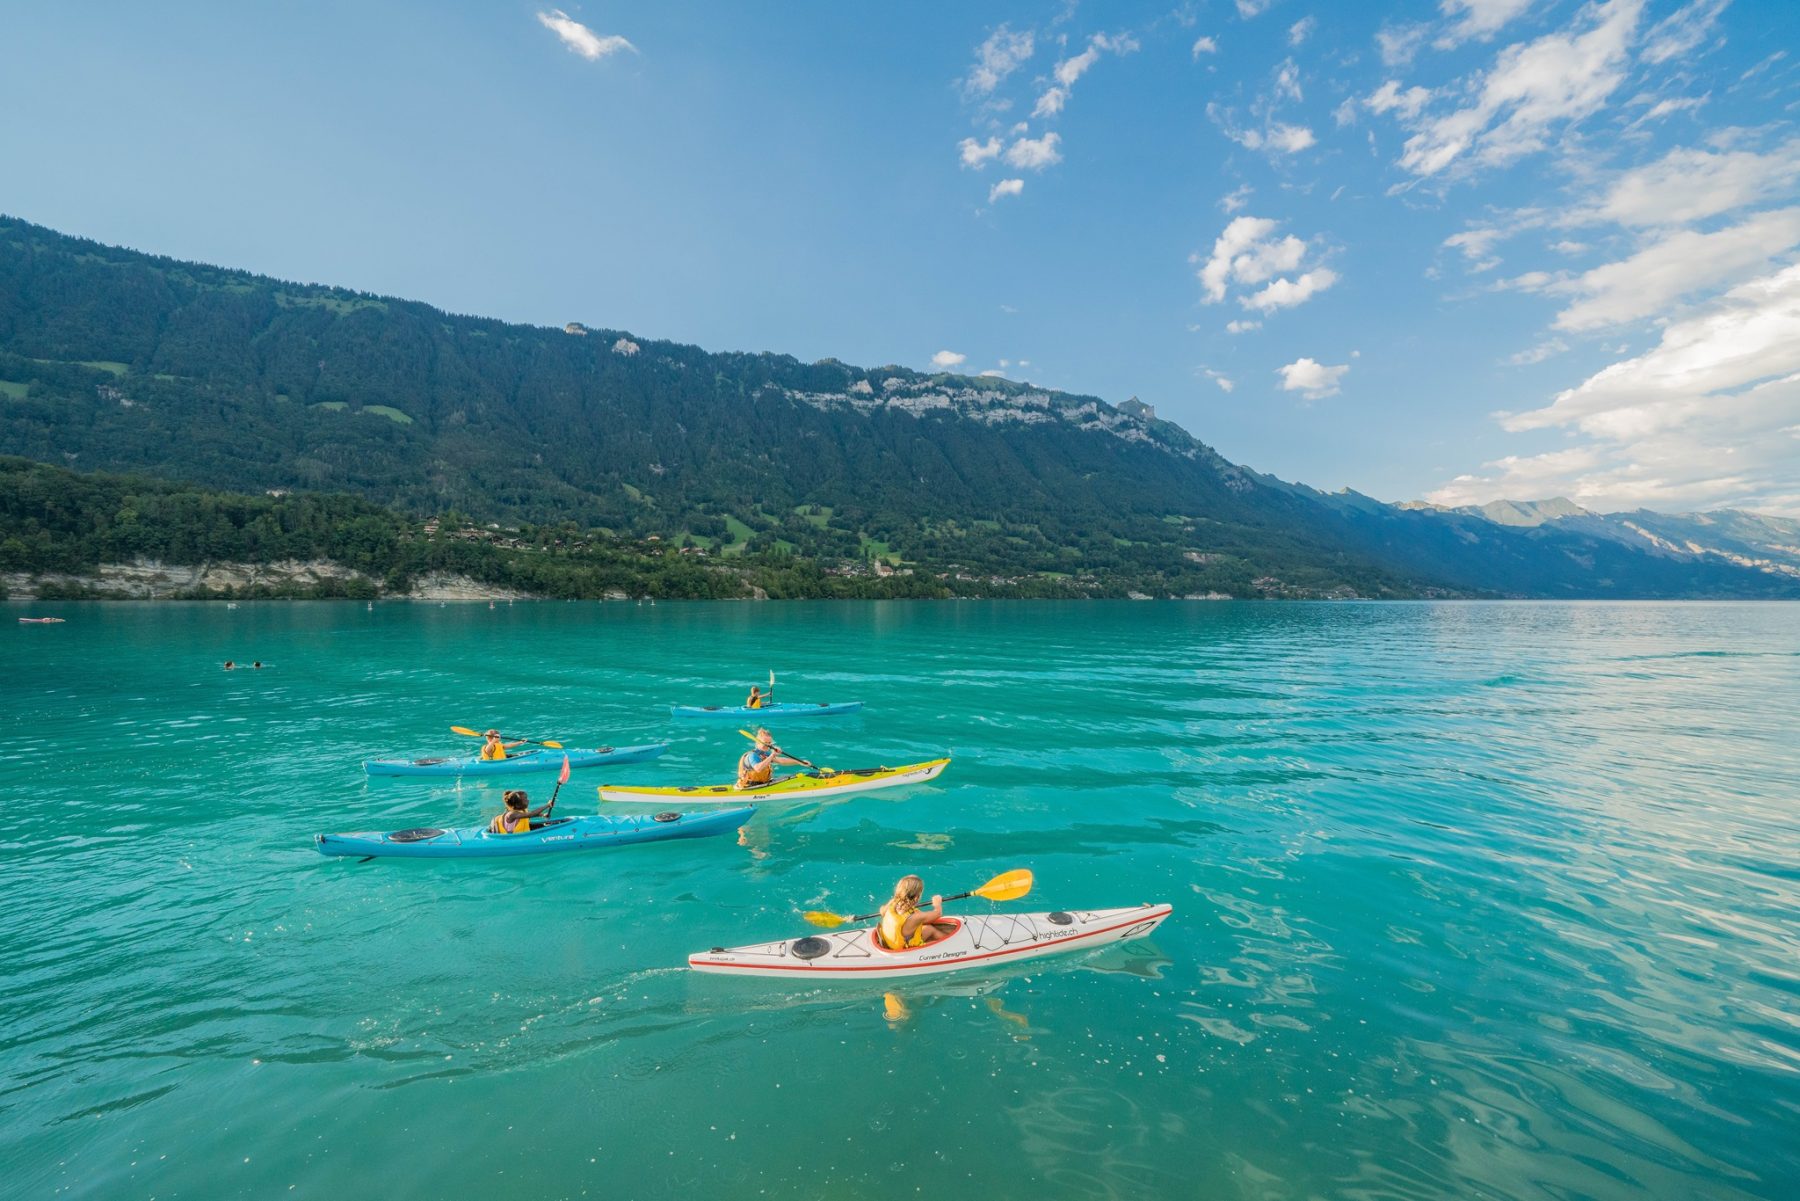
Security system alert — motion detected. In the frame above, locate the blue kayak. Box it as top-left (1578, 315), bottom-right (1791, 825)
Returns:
top-left (670, 701), bottom-right (863, 719)
top-left (364, 743), bottom-right (667, 778)
top-left (315, 805), bottom-right (754, 858)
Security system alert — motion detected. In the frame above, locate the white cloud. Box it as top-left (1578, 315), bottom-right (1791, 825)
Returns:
top-left (1378, 24), bottom-right (1430, 67)
top-left (1366, 79), bottom-right (1432, 120)
top-left (1236, 0), bottom-right (1274, 18)
top-left (1437, 265), bottom-right (1800, 515)
top-left (536, 10), bottom-right (635, 61)
top-left (1226, 319), bottom-right (1263, 334)
top-left (1445, 226), bottom-right (1507, 271)
top-left (1278, 357), bottom-right (1350, 399)
top-left (1274, 58), bottom-right (1303, 103)
top-left (988, 178), bottom-right (1025, 202)
top-left (1005, 131), bottom-right (1063, 170)
top-left (1436, 0), bottom-right (1534, 48)
top-left (1506, 337), bottom-right (1568, 365)
top-left (1395, 0), bottom-right (1644, 178)
top-left (1629, 93), bottom-right (1707, 124)
top-left (965, 25), bottom-right (1035, 97)
top-left (1231, 122), bottom-right (1316, 154)
top-left (1245, 268), bottom-right (1340, 311)
top-left (959, 136), bottom-right (1003, 168)
top-left (1552, 240), bottom-right (1589, 255)
top-left (1203, 368), bottom-right (1237, 393)
top-left (1642, 0), bottom-right (1730, 65)
top-left (1197, 217), bottom-right (1305, 302)
top-left (1220, 184), bottom-right (1253, 213)
top-left (1549, 208), bottom-right (1800, 330)
top-left (1334, 98), bottom-right (1360, 127)
top-left (979, 369), bottom-right (1008, 377)
top-left (1192, 36), bottom-right (1219, 58)
top-left (931, 350), bottom-right (967, 369)
top-left (1033, 87), bottom-right (1068, 117)
top-left (1197, 217), bottom-right (1336, 315)
top-left (1586, 139), bottom-right (1800, 228)
top-left (1035, 33), bottom-right (1138, 120)
top-left (1289, 17), bottom-right (1317, 46)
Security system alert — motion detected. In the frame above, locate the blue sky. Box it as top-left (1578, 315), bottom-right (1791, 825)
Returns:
top-left (4, 1), bottom-right (1799, 513)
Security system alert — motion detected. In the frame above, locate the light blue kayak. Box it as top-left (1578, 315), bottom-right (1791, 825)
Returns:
top-left (315, 805), bottom-right (754, 859)
top-left (670, 701), bottom-right (863, 719)
top-left (363, 743), bottom-right (668, 777)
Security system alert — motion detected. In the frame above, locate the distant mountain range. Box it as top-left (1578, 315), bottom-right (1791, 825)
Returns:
top-left (1, 214), bottom-right (1795, 599)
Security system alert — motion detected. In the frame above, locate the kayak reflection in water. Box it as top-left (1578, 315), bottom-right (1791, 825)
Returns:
top-left (480, 729), bottom-right (526, 761)
top-left (879, 875), bottom-right (956, 949)
top-left (736, 728), bottom-right (801, 788)
top-left (488, 789), bottom-right (553, 834)
top-left (745, 684), bottom-right (765, 709)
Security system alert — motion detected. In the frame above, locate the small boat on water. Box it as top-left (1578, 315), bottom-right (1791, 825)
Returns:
top-left (316, 805), bottom-right (754, 859)
top-left (365, 743), bottom-right (669, 778)
top-left (672, 701), bottom-right (864, 719)
top-left (599, 758), bottom-right (947, 803)
top-left (18, 617), bottom-right (66, 624)
top-left (689, 904), bottom-right (1174, 979)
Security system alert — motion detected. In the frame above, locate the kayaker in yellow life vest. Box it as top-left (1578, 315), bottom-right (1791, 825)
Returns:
top-left (480, 729), bottom-right (526, 761)
top-left (488, 789), bottom-right (553, 834)
top-left (745, 685), bottom-right (765, 709)
top-left (736, 728), bottom-right (801, 789)
top-left (879, 875), bottom-right (954, 950)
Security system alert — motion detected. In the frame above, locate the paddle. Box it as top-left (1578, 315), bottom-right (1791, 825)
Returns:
top-left (803, 869), bottom-right (1034, 929)
top-left (450, 725), bottom-right (564, 750)
top-left (735, 728), bottom-right (834, 777)
top-left (545, 755), bottom-right (571, 815)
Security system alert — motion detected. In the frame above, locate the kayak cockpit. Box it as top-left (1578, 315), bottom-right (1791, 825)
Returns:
top-left (870, 917), bottom-right (962, 954)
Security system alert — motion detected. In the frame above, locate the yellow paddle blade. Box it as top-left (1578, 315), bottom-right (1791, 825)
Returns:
top-left (451, 725), bottom-right (481, 738)
top-left (972, 869), bottom-right (1034, 903)
top-left (803, 910), bottom-right (850, 929)
top-left (540, 740), bottom-right (563, 749)
top-left (737, 728), bottom-right (756, 741)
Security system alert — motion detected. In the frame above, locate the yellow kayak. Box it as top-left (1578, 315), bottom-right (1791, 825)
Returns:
top-left (598, 758), bottom-right (949, 803)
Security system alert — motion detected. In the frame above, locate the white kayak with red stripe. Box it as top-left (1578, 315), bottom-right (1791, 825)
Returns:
top-left (687, 904), bottom-right (1172, 980)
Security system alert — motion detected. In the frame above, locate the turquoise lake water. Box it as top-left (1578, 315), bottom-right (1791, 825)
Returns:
top-left (3, 600), bottom-right (1798, 1200)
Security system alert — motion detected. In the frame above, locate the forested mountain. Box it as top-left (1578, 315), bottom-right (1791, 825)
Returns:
top-left (1, 215), bottom-right (1794, 600)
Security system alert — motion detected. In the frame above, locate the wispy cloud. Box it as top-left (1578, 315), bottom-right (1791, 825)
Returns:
top-left (1436, 0), bottom-right (1535, 48)
top-left (536, 10), bottom-right (635, 61)
top-left (1435, 264), bottom-right (1800, 515)
top-left (1192, 36), bottom-right (1219, 59)
top-left (1034, 32), bottom-right (1139, 121)
top-left (1289, 17), bottom-right (1317, 46)
top-left (1390, 0), bottom-right (1644, 179)
top-left (988, 178), bottom-right (1025, 203)
top-left (1642, 0), bottom-right (1730, 65)
top-left (965, 25), bottom-right (1035, 97)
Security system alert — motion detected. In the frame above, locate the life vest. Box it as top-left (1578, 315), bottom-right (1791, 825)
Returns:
top-left (739, 747), bottom-right (775, 785)
top-left (746, 694), bottom-right (763, 709)
top-left (880, 904), bottom-right (925, 950)
top-left (489, 810), bottom-right (530, 834)
top-left (480, 741), bottom-right (507, 761)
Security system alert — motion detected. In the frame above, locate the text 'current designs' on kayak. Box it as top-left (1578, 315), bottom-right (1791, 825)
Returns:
top-left (688, 905), bottom-right (1173, 979)
top-left (597, 758), bottom-right (949, 803)
top-left (670, 701), bottom-right (864, 719)
top-left (314, 805), bottom-right (754, 859)
top-left (363, 743), bottom-right (669, 778)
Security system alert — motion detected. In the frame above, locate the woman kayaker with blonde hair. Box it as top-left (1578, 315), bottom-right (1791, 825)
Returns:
top-left (879, 875), bottom-right (954, 949)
